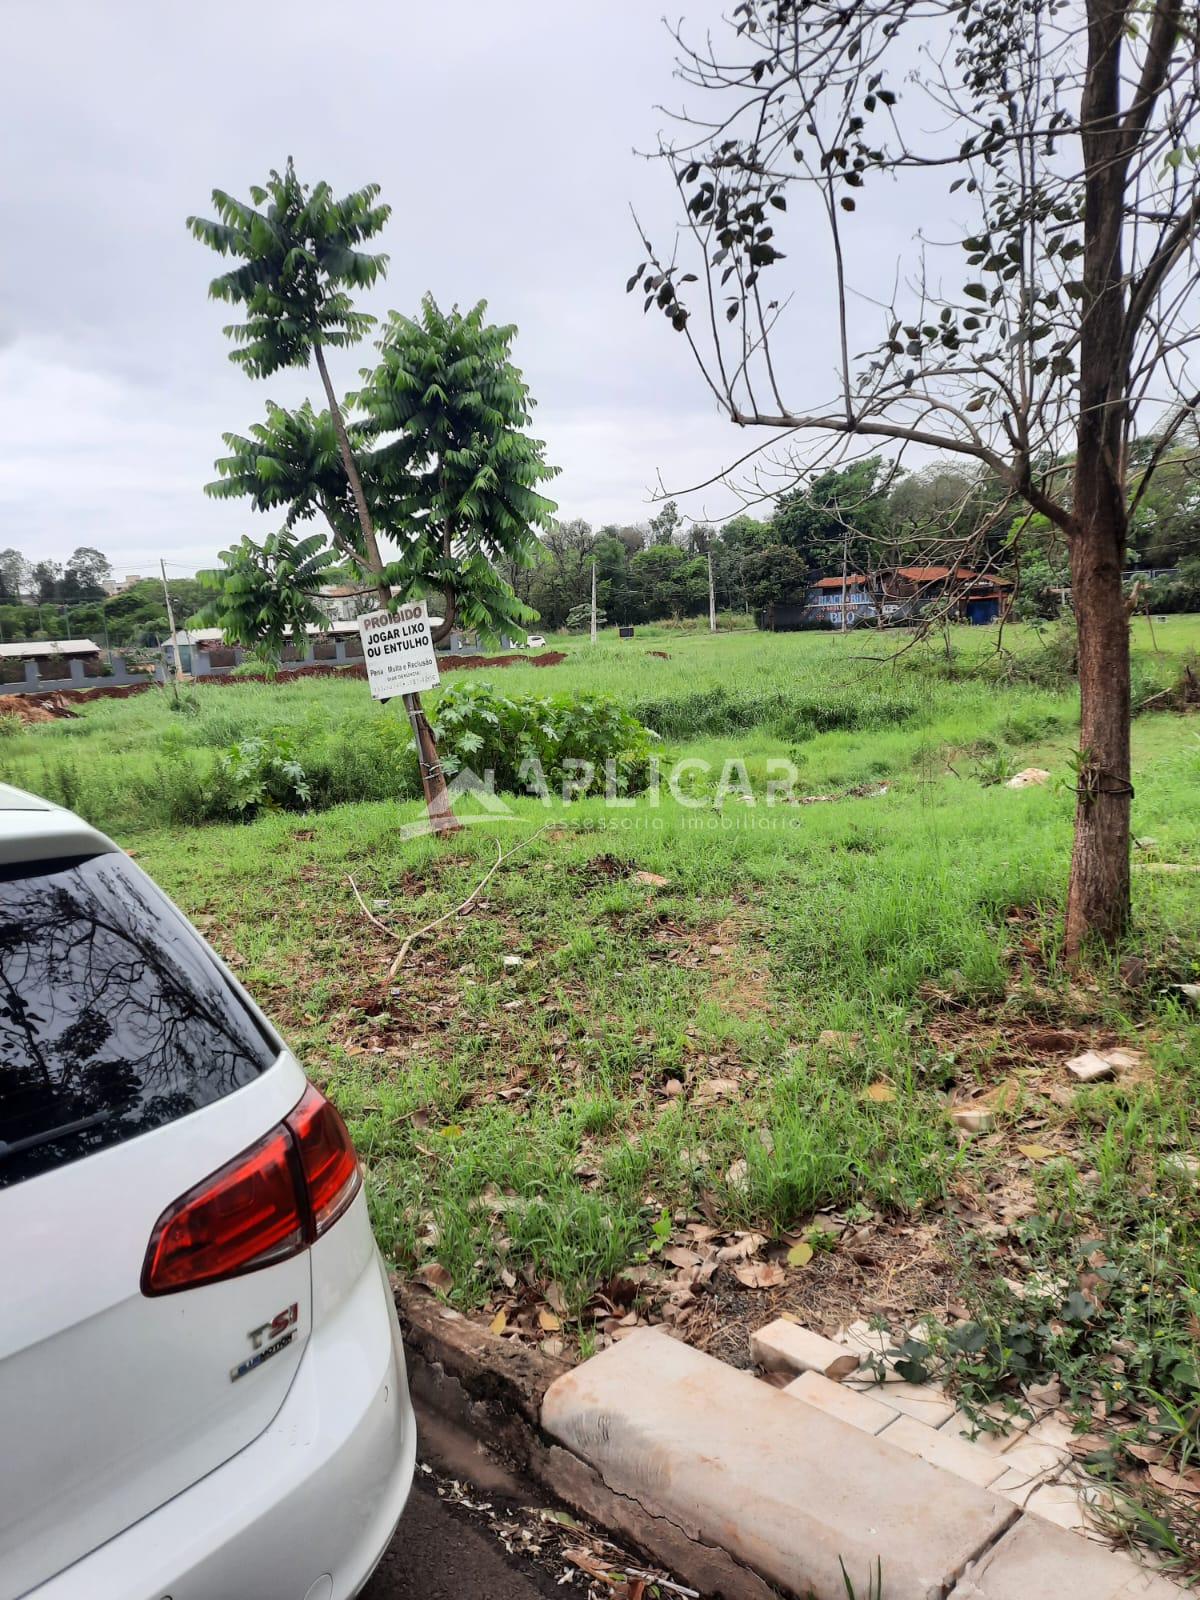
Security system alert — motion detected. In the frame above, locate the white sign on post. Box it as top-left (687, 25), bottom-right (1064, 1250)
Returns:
top-left (358, 601), bottom-right (441, 699)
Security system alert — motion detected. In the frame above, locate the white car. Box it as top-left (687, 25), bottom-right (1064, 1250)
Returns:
top-left (0, 783), bottom-right (415, 1600)
top-left (525, 634), bottom-right (547, 648)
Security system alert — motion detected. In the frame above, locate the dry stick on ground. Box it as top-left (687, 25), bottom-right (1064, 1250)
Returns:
top-left (347, 824), bottom-right (552, 979)
top-left (346, 877), bottom-right (402, 940)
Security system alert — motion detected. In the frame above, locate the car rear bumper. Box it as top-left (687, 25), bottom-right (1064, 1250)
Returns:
top-left (28, 1238), bottom-right (415, 1600)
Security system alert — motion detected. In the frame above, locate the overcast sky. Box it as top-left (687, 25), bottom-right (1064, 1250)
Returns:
top-left (1, 0), bottom-right (926, 579)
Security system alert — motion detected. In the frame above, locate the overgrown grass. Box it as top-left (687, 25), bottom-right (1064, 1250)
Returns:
top-left (5, 618), bottom-right (1200, 1562)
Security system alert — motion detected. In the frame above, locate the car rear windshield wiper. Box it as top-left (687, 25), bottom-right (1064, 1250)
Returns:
top-left (0, 1110), bottom-right (112, 1161)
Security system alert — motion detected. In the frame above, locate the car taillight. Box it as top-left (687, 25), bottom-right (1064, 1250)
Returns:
top-left (142, 1084), bottom-right (361, 1296)
top-left (285, 1084), bottom-right (362, 1236)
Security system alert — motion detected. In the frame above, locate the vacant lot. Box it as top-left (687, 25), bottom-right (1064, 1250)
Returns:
top-left (5, 620), bottom-right (1200, 1563)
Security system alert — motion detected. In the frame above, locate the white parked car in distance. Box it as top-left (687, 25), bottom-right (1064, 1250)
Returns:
top-left (0, 783), bottom-right (415, 1600)
top-left (525, 634), bottom-right (547, 648)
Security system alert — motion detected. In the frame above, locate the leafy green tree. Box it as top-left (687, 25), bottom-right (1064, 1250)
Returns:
top-left (636, 0), bottom-right (1200, 953)
top-left (629, 544), bottom-right (706, 619)
top-left (0, 550), bottom-right (30, 602)
top-left (647, 499), bottom-right (682, 547)
top-left (565, 601), bottom-right (607, 632)
top-left (592, 533), bottom-right (635, 623)
top-left (189, 159), bottom-right (456, 829)
top-left (195, 530), bottom-right (340, 661)
top-left (356, 295), bottom-right (557, 642)
top-left (1144, 556), bottom-right (1200, 613)
top-left (710, 514), bottom-right (772, 612)
top-left (602, 524), bottom-right (647, 556)
top-left (774, 458), bottom-right (891, 573)
top-left (1127, 428), bottom-right (1200, 570)
top-left (206, 400), bottom-right (372, 553)
top-left (32, 562), bottom-right (62, 603)
top-left (62, 547), bottom-right (112, 602)
top-left (102, 579), bottom-right (204, 646)
top-left (525, 518), bottom-right (595, 628)
top-left (742, 545), bottom-right (810, 625)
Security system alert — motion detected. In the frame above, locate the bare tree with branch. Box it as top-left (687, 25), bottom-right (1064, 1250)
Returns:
top-left (632, 0), bottom-right (1200, 956)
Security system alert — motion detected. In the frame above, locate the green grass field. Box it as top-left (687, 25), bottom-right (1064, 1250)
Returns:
top-left (5, 617), bottom-right (1200, 1563)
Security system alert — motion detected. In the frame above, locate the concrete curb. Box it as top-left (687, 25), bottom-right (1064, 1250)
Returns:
top-left (542, 1328), bottom-right (1016, 1600)
top-left (395, 1286), bottom-right (783, 1599)
top-left (397, 1288), bottom-right (1181, 1600)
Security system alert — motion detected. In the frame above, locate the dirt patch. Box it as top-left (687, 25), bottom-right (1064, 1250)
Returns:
top-left (574, 852), bottom-right (632, 886)
top-left (441, 650), bottom-right (567, 671)
top-left (0, 681), bottom-right (160, 721)
top-left (0, 693), bottom-right (77, 724)
top-left (689, 1219), bottom-right (954, 1368)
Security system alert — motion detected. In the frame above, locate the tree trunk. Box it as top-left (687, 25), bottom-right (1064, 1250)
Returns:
top-left (1064, 517), bottom-right (1131, 957)
top-left (312, 340), bottom-right (459, 835)
top-left (1064, 0), bottom-right (1132, 956)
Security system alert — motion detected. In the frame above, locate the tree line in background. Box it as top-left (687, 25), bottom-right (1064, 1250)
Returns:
top-left (0, 545), bottom-right (202, 649)
top-left (0, 546), bottom-right (115, 606)
top-left (3, 417), bottom-right (1196, 650)
top-left (518, 433), bottom-right (1200, 632)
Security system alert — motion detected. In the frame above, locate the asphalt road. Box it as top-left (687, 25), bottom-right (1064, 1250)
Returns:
top-left (360, 1475), bottom-right (562, 1600)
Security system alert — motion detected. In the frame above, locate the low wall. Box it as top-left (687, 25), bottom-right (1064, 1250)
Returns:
top-left (0, 655), bottom-right (160, 695)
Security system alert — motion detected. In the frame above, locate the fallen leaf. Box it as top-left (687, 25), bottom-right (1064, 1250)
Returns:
top-left (439, 1124), bottom-right (464, 1139)
top-left (563, 1548), bottom-right (615, 1582)
top-left (1017, 1143), bottom-right (1058, 1162)
top-left (662, 1244), bottom-right (705, 1269)
top-left (1148, 1464), bottom-right (1200, 1497)
top-left (489, 1309), bottom-right (508, 1336)
top-left (633, 871), bottom-right (669, 888)
top-left (1069, 1433), bottom-right (1110, 1458)
top-left (414, 1262), bottom-right (453, 1294)
top-left (787, 1240), bottom-right (814, 1267)
top-left (864, 1082), bottom-right (896, 1103)
top-left (734, 1261), bottom-right (786, 1290)
top-left (538, 1308), bottom-right (563, 1332)
top-left (1126, 1441), bottom-right (1167, 1465)
top-left (546, 1280), bottom-right (569, 1315)
top-left (693, 1077), bottom-right (741, 1104)
top-left (824, 1352), bottom-right (861, 1382)
top-left (715, 1232), bottom-right (766, 1263)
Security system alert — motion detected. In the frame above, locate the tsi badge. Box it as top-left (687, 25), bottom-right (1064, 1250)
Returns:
top-left (231, 1303), bottom-right (299, 1383)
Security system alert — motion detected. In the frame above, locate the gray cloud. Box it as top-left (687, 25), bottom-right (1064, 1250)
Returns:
top-left (1, 0), bottom-right (930, 574)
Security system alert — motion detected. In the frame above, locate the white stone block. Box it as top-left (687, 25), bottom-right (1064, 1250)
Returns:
top-left (1023, 1479), bottom-right (1088, 1530)
top-left (783, 1370), bottom-right (896, 1435)
top-left (543, 1327), bottom-right (1015, 1600)
top-left (949, 1515), bottom-right (1148, 1599)
top-left (751, 1318), bottom-right (859, 1379)
top-left (941, 1404), bottom-right (1034, 1455)
top-left (1024, 1414), bottom-right (1077, 1453)
top-left (836, 1318), bottom-right (893, 1359)
top-left (868, 1378), bottom-right (955, 1428)
top-left (993, 1442), bottom-right (1073, 1507)
top-left (879, 1413), bottom-right (1009, 1488)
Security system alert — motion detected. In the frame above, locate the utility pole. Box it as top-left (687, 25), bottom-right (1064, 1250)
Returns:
top-left (159, 559), bottom-right (180, 700)
top-left (840, 526), bottom-right (850, 635)
top-left (708, 551), bottom-right (717, 633)
top-left (590, 560), bottom-right (598, 644)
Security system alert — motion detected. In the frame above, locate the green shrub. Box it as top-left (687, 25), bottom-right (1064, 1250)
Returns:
top-left (428, 680), bottom-right (652, 796)
top-left (210, 730), bottom-right (310, 817)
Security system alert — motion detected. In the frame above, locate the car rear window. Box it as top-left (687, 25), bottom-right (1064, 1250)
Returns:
top-left (0, 853), bottom-right (277, 1188)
